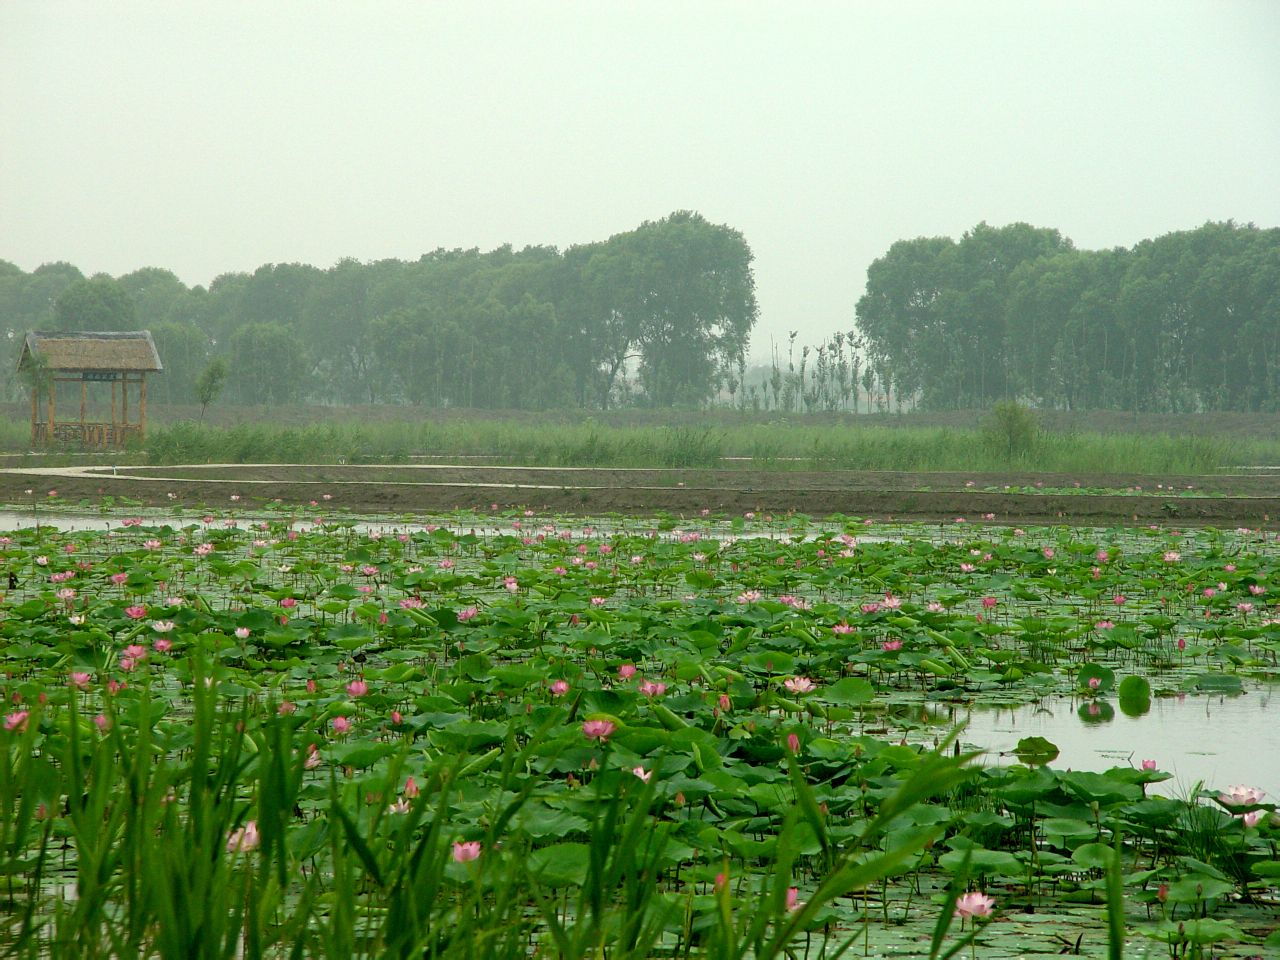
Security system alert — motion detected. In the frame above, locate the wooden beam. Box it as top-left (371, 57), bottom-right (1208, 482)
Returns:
top-left (30, 384), bottom-right (37, 447)
top-left (49, 379), bottom-right (56, 440)
top-left (111, 380), bottom-right (117, 447)
top-left (140, 376), bottom-right (147, 439)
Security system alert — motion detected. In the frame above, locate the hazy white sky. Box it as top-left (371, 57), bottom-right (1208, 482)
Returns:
top-left (2, 1), bottom-right (1277, 361)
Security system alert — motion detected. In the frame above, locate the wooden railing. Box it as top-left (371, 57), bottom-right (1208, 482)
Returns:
top-left (31, 422), bottom-right (143, 449)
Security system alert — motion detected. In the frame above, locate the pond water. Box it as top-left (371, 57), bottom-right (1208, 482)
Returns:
top-left (961, 687), bottom-right (1280, 798)
top-left (0, 509), bottom-right (885, 543)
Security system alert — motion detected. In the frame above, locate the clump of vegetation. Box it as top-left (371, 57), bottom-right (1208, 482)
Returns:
top-left (982, 400), bottom-right (1040, 461)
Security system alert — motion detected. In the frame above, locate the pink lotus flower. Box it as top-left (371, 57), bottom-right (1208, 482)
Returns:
top-left (403, 776), bottom-right (419, 798)
top-left (582, 719), bottom-right (616, 742)
top-left (783, 677), bottom-right (815, 695)
top-left (881, 639), bottom-right (902, 652)
top-left (1218, 784), bottom-right (1265, 807)
top-left (331, 716), bottom-right (352, 735)
top-left (617, 664), bottom-right (637, 680)
top-left (549, 680), bottom-right (570, 696)
top-left (235, 627), bottom-right (251, 640)
top-left (280, 597), bottom-right (297, 609)
top-left (70, 671), bottom-right (91, 690)
top-left (981, 596), bottom-right (997, 609)
top-left (94, 714), bottom-right (111, 732)
top-left (786, 732), bottom-right (801, 754)
top-left (4, 710), bottom-right (29, 733)
top-left (954, 891), bottom-right (995, 920)
top-left (452, 840), bottom-right (481, 862)
top-left (153, 638), bottom-right (173, 653)
top-left (151, 620), bottom-right (175, 633)
top-left (832, 623), bottom-right (855, 635)
top-left (226, 821), bottom-right (259, 853)
top-left (1141, 759), bottom-right (1157, 771)
top-left (110, 572), bottom-right (128, 585)
top-left (638, 681), bottom-right (667, 698)
top-left (124, 605), bottom-right (147, 620)
top-left (785, 887), bottom-right (801, 911)
top-left (1087, 677), bottom-right (1101, 689)
top-left (632, 766), bottom-right (652, 783)
top-left (346, 679), bottom-right (368, 698)
top-left (457, 605), bottom-right (478, 622)
top-left (717, 693), bottom-right (731, 711)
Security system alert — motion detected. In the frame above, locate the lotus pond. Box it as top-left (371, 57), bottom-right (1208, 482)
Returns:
top-left (1, 505), bottom-right (1278, 958)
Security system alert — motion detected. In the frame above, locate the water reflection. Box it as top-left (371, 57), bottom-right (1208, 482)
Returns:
top-left (962, 687), bottom-right (1280, 797)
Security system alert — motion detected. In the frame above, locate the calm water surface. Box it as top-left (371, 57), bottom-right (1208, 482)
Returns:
top-left (962, 688), bottom-right (1280, 797)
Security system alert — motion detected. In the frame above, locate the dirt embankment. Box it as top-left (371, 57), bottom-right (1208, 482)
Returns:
top-left (0, 463), bottom-right (1275, 528)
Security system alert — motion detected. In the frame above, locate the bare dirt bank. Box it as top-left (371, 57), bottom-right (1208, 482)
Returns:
top-left (0, 463), bottom-right (1275, 528)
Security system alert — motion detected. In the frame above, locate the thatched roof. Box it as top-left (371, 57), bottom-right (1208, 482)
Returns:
top-left (18, 331), bottom-right (163, 373)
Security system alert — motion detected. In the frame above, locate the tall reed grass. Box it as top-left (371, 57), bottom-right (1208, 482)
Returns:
top-left (0, 663), bottom-right (977, 959)
top-left (0, 406), bottom-right (1270, 474)
top-left (133, 419), bottom-right (1275, 475)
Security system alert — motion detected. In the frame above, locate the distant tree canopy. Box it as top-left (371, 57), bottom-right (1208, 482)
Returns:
top-left (855, 221), bottom-right (1280, 412)
top-left (0, 211), bottom-right (757, 410)
top-left (5, 218), bottom-right (1276, 413)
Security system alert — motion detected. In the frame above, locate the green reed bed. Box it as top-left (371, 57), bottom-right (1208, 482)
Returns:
top-left (116, 416), bottom-right (1280, 475)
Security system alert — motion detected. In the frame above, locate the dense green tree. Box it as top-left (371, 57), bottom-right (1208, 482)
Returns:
top-left (854, 221), bottom-right (1280, 412)
top-left (53, 276), bottom-right (137, 331)
top-left (148, 320), bottom-right (212, 404)
top-left (226, 322), bottom-right (309, 405)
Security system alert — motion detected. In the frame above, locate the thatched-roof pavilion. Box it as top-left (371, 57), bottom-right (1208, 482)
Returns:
top-left (17, 331), bottom-right (163, 449)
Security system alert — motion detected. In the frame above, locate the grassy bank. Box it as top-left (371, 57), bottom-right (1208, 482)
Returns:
top-left (0, 408), bottom-right (1275, 473)
top-left (137, 418), bottom-right (1276, 474)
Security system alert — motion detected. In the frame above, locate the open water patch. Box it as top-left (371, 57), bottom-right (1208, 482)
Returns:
top-left (961, 686), bottom-right (1280, 797)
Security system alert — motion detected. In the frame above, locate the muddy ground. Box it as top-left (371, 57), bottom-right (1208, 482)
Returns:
top-left (0, 463), bottom-right (1275, 528)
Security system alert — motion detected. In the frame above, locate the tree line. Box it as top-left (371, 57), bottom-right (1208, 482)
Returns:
top-left (854, 220), bottom-right (1280, 412)
top-left (4, 217), bottom-right (1276, 414)
top-left (0, 211), bottom-right (757, 409)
